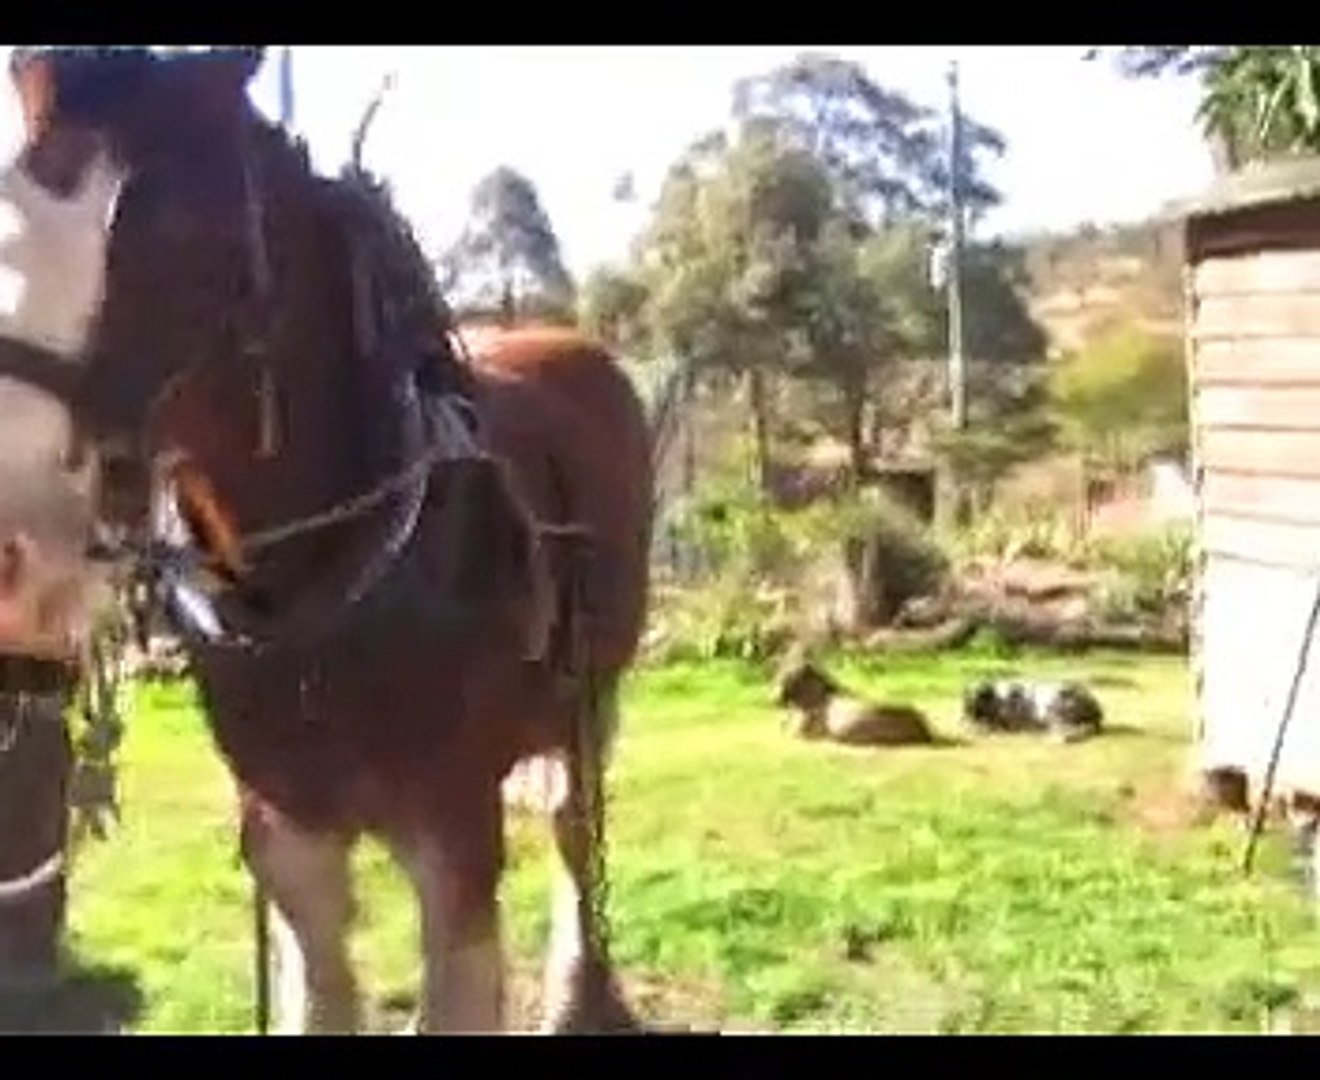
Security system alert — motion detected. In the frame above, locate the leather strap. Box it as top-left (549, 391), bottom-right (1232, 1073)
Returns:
top-left (0, 336), bottom-right (80, 404)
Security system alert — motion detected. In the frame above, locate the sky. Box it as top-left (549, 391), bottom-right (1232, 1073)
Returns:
top-left (0, 45), bottom-right (1216, 280)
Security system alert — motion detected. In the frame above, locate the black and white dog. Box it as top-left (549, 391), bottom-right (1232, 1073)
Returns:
top-left (962, 679), bottom-right (1105, 743)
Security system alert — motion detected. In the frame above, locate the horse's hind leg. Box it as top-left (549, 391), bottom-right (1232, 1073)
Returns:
top-left (541, 679), bottom-right (639, 1034)
top-left (239, 801), bottom-right (360, 1034)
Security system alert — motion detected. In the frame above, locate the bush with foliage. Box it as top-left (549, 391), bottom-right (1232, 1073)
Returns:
top-left (1047, 321), bottom-right (1189, 476)
top-left (833, 488), bottom-right (950, 623)
top-left (1083, 522), bottom-right (1194, 621)
top-left (945, 501), bottom-right (1193, 627)
top-left (943, 502), bottom-right (1084, 566)
top-left (647, 464), bottom-right (951, 661)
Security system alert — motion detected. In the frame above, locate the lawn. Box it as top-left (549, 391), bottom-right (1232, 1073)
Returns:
top-left (34, 647), bottom-right (1320, 1033)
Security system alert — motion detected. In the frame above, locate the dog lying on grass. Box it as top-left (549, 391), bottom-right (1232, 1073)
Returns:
top-left (774, 657), bottom-right (938, 747)
top-left (961, 678), bottom-right (1105, 743)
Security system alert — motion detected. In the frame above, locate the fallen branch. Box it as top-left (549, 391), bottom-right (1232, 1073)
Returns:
top-left (865, 610), bottom-right (1187, 655)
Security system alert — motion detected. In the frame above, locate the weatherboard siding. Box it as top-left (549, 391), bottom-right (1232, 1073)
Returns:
top-left (1196, 557), bottom-right (1320, 791)
top-left (1188, 192), bottom-right (1320, 793)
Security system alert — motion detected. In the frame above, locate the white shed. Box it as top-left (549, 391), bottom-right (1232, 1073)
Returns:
top-left (1183, 159), bottom-right (1320, 804)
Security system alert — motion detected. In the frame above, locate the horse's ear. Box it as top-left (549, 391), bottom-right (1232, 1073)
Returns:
top-left (213, 46), bottom-right (266, 86)
top-left (9, 48), bottom-right (56, 139)
top-left (175, 46), bottom-right (265, 118)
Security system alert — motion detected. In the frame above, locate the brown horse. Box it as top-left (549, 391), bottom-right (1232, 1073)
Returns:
top-left (0, 46), bottom-right (654, 1034)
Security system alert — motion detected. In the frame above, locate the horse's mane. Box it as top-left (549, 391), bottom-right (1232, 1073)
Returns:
top-left (243, 115), bottom-right (550, 652)
top-left (248, 116), bottom-right (474, 403)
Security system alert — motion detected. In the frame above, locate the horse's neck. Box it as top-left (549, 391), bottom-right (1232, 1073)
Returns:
top-left (247, 131), bottom-right (481, 518)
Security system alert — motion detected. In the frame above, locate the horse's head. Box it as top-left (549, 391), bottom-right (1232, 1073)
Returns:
top-left (0, 46), bottom-right (265, 660)
top-left (774, 657), bottom-right (839, 714)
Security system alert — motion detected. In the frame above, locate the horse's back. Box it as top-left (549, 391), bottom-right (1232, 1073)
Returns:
top-left (461, 324), bottom-right (653, 670)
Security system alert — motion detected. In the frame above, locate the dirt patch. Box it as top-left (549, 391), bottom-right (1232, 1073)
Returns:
top-left (371, 962), bottom-right (744, 1034)
top-left (1117, 781), bottom-right (1223, 837)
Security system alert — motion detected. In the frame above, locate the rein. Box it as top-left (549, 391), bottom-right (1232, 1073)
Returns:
top-left (237, 130), bottom-right (280, 461)
top-left (240, 394), bottom-right (480, 558)
top-left (140, 387), bottom-right (480, 657)
top-left (0, 339), bottom-right (82, 404)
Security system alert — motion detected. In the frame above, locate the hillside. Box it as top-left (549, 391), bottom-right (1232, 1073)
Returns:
top-left (1012, 218), bottom-right (1186, 356)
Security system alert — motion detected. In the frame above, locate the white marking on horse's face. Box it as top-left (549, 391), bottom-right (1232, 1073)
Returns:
top-left (0, 146), bottom-right (125, 359)
top-left (0, 145), bottom-right (123, 484)
top-left (0, 147), bottom-right (126, 658)
top-left (0, 373), bottom-right (112, 659)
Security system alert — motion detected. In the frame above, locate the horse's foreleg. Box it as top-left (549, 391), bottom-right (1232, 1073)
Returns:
top-left (405, 789), bottom-right (506, 1034)
top-left (239, 803), bottom-right (360, 1034)
top-left (540, 686), bottom-right (638, 1033)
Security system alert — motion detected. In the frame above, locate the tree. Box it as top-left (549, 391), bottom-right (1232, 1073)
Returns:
top-left (438, 166), bottom-right (576, 325)
top-left (931, 370), bottom-right (1058, 514)
top-left (602, 53), bottom-right (1040, 512)
top-left (732, 51), bottom-right (1007, 228)
top-left (794, 220), bottom-right (942, 478)
top-left (957, 241), bottom-right (1050, 366)
top-left (1091, 47), bottom-right (1228, 79)
top-left (577, 265), bottom-right (651, 354)
top-left (1094, 46), bottom-right (1320, 169)
top-left (621, 110), bottom-right (1039, 494)
top-left (630, 124), bottom-right (839, 492)
top-left (1047, 320), bottom-right (1189, 476)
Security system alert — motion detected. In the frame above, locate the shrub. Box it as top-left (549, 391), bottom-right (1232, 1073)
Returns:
top-left (644, 578), bottom-right (799, 665)
top-left (944, 503), bottom-right (1083, 566)
top-left (649, 475), bottom-right (953, 658)
top-left (1083, 522), bottom-right (1194, 617)
top-left (823, 489), bottom-right (950, 624)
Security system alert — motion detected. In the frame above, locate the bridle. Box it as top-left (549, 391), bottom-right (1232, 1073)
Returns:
top-left (132, 123), bottom-right (490, 660)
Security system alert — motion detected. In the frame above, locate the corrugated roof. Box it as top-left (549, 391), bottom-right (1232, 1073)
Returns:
top-left (1164, 155), bottom-right (1320, 222)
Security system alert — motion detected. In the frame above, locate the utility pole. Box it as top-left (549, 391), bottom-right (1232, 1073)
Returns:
top-left (278, 46), bottom-right (295, 128)
top-left (946, 59), bottom-right (968, 431)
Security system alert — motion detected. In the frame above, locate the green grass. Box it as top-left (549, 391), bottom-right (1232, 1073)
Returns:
top-left (44, 648), bottom-right (1320, 1033)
